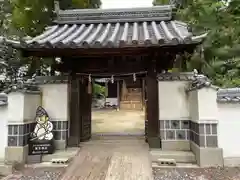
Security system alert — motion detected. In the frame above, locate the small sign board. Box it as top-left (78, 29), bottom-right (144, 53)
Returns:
top-left (28, 106), bottom-right (54, 155)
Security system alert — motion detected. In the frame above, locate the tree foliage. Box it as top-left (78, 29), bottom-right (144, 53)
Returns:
top-left (11, 0), bottom-right (54, 36)
top-left (0, 0), bottom-right (101, 87)
top-left (154, 0), bottom-right (240, 87)
top-left (178, 0), bottom-right (240, 87)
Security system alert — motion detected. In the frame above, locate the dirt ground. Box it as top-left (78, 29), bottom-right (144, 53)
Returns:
top-left (153, 167), bottom-right (240, 180)
top-left (91, 109), bottom-right (145, 135)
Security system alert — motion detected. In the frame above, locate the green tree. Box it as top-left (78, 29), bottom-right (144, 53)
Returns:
top-left (72, 0), bottom-right (101, 8)
top-left (11, 0), bottom-right (54, 36)
top-left (177, 0), bottom-right (240, 87)
top-left (92, 83), bottom-right (106, 98)
top-left (1, 0), bottom-right (101, 83)
top-left (154, 0), bottom-right (240, 87)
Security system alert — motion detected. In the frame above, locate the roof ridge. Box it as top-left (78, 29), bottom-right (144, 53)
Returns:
top-left (58, 5), bottom-right (173, 14)
top-left (54, 5), bottom-right (174, 24)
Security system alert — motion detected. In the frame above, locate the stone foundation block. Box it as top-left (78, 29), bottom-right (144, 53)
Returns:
top-left (162, 141), bottom-right (190, 151)
top-left (224, 157), bottom-right (240, 167)
top-left (191, 141), bottom-right (223, 167)
top-left (54, 140), bottom-right (67, 150)
top-left (5, 145), bottom-right (28, 164)
top-left (148, 136), bottom-right (161, 148)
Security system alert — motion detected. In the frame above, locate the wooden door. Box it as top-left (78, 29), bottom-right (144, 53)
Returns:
top-left (68, 74), bottom-right (81, 146)
top-left (145, 99), bottom-right (148, 142)
top-left (80, 79), bottom-right (92, 142)
top-left (68, 75), bottom-right (92, 146)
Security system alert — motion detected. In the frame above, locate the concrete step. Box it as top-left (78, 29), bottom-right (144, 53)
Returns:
top-left (91, 135), bottom-right (145, 141)
top-left (81, 136), bottom-right (147, 147)
top-left (92, 133), bottom-right (145, 137)
top-left (150, 150), bottom-right (196, 164)
top-left (42, 148), bottom-right (78, 164)
top-left (81, 140), bottom-right (146, 146)
top-left (0, 162), bottom-right (13, 176)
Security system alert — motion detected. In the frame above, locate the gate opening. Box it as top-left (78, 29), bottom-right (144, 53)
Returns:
top-left (92, 75), bottom-right (146, 137)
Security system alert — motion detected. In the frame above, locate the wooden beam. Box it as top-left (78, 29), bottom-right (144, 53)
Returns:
top-left (20, 43), bottom-right (199, 58)
top-left (146, 57), bottom-right (161, 148)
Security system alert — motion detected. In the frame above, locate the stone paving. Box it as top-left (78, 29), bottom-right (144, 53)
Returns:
top-left (60, 137), bottom-right (153, 180)
top-left (2, 137), bottom-right (153, 180)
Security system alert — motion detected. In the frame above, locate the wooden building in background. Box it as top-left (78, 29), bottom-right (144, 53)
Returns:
top-left (96, 77), bottom-right (145, 110)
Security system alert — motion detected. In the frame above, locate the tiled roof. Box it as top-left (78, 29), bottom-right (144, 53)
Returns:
top-left (217, 88), bottom-right (240, 103)
top-left (5, 6), bottom-right (206, 49)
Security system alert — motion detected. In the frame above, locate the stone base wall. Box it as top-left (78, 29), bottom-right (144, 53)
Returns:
top-left (159, 119), bottom-right (223, 167)
top-left (7, 123), bottom-right (35, 147)
top-left (5, 91), bottom-right (41, 164)
top-left (160, 120), bottom-right (190, 150)
top-left (0, 104), bottom-right (8, 159)
top-left (52, 121), bottom-right (68, 149)
top-left (189, 121), bottom-right (223, 167)
top-left (189, 121), bottom-right (218, 148)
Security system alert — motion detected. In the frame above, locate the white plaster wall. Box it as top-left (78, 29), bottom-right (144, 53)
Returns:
top-left (0, 106), bottom-right (8, 159)
top-left (40, 84), bottom-right (68, 120)
top-left (188, 90), bottom-right (199, 121)
top-left (198, 88), bottom-right (218, 120)
top-left (218, 103), bottom-right (240, 158)
top-left (7, 92), bottom-right (24, 123)
top-left (23, 94), bottom-right (41, 121)
top-left (158, 81), bottom-right (190, 120)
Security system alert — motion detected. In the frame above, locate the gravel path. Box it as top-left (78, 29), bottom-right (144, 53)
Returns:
top-left (3, 166), bottom-right (240, 180)
top-left (2, 167), bottom-right (64, 180)
top-left (153, 167), bottom-right (240, 180)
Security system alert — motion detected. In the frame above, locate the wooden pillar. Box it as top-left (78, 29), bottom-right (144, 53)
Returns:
top-left (50, 58), bottom-right (56, 76)
top-left (121, 79), bottom-right (127, 100)
top-left (142, 79), bottom-right (145, 110)
top-left (146, 59), bottom-right (161, 148)
top-left (67, 72), bottom-right (81, 147)
top-left (117, 80), bottom-right (120, 110)
top-left (105, 81), bottom-right (108, 97)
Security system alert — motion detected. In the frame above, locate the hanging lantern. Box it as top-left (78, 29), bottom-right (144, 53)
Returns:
top-left (87, 74), bottom-right (92, 94)
top-left (133, 73), bottom-right (136, 82)
top-left (111, 75), bottom-right (114, 83)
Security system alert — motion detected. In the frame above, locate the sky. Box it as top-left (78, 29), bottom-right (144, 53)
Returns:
top-left (101, 0), bottom-right (153, 9)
